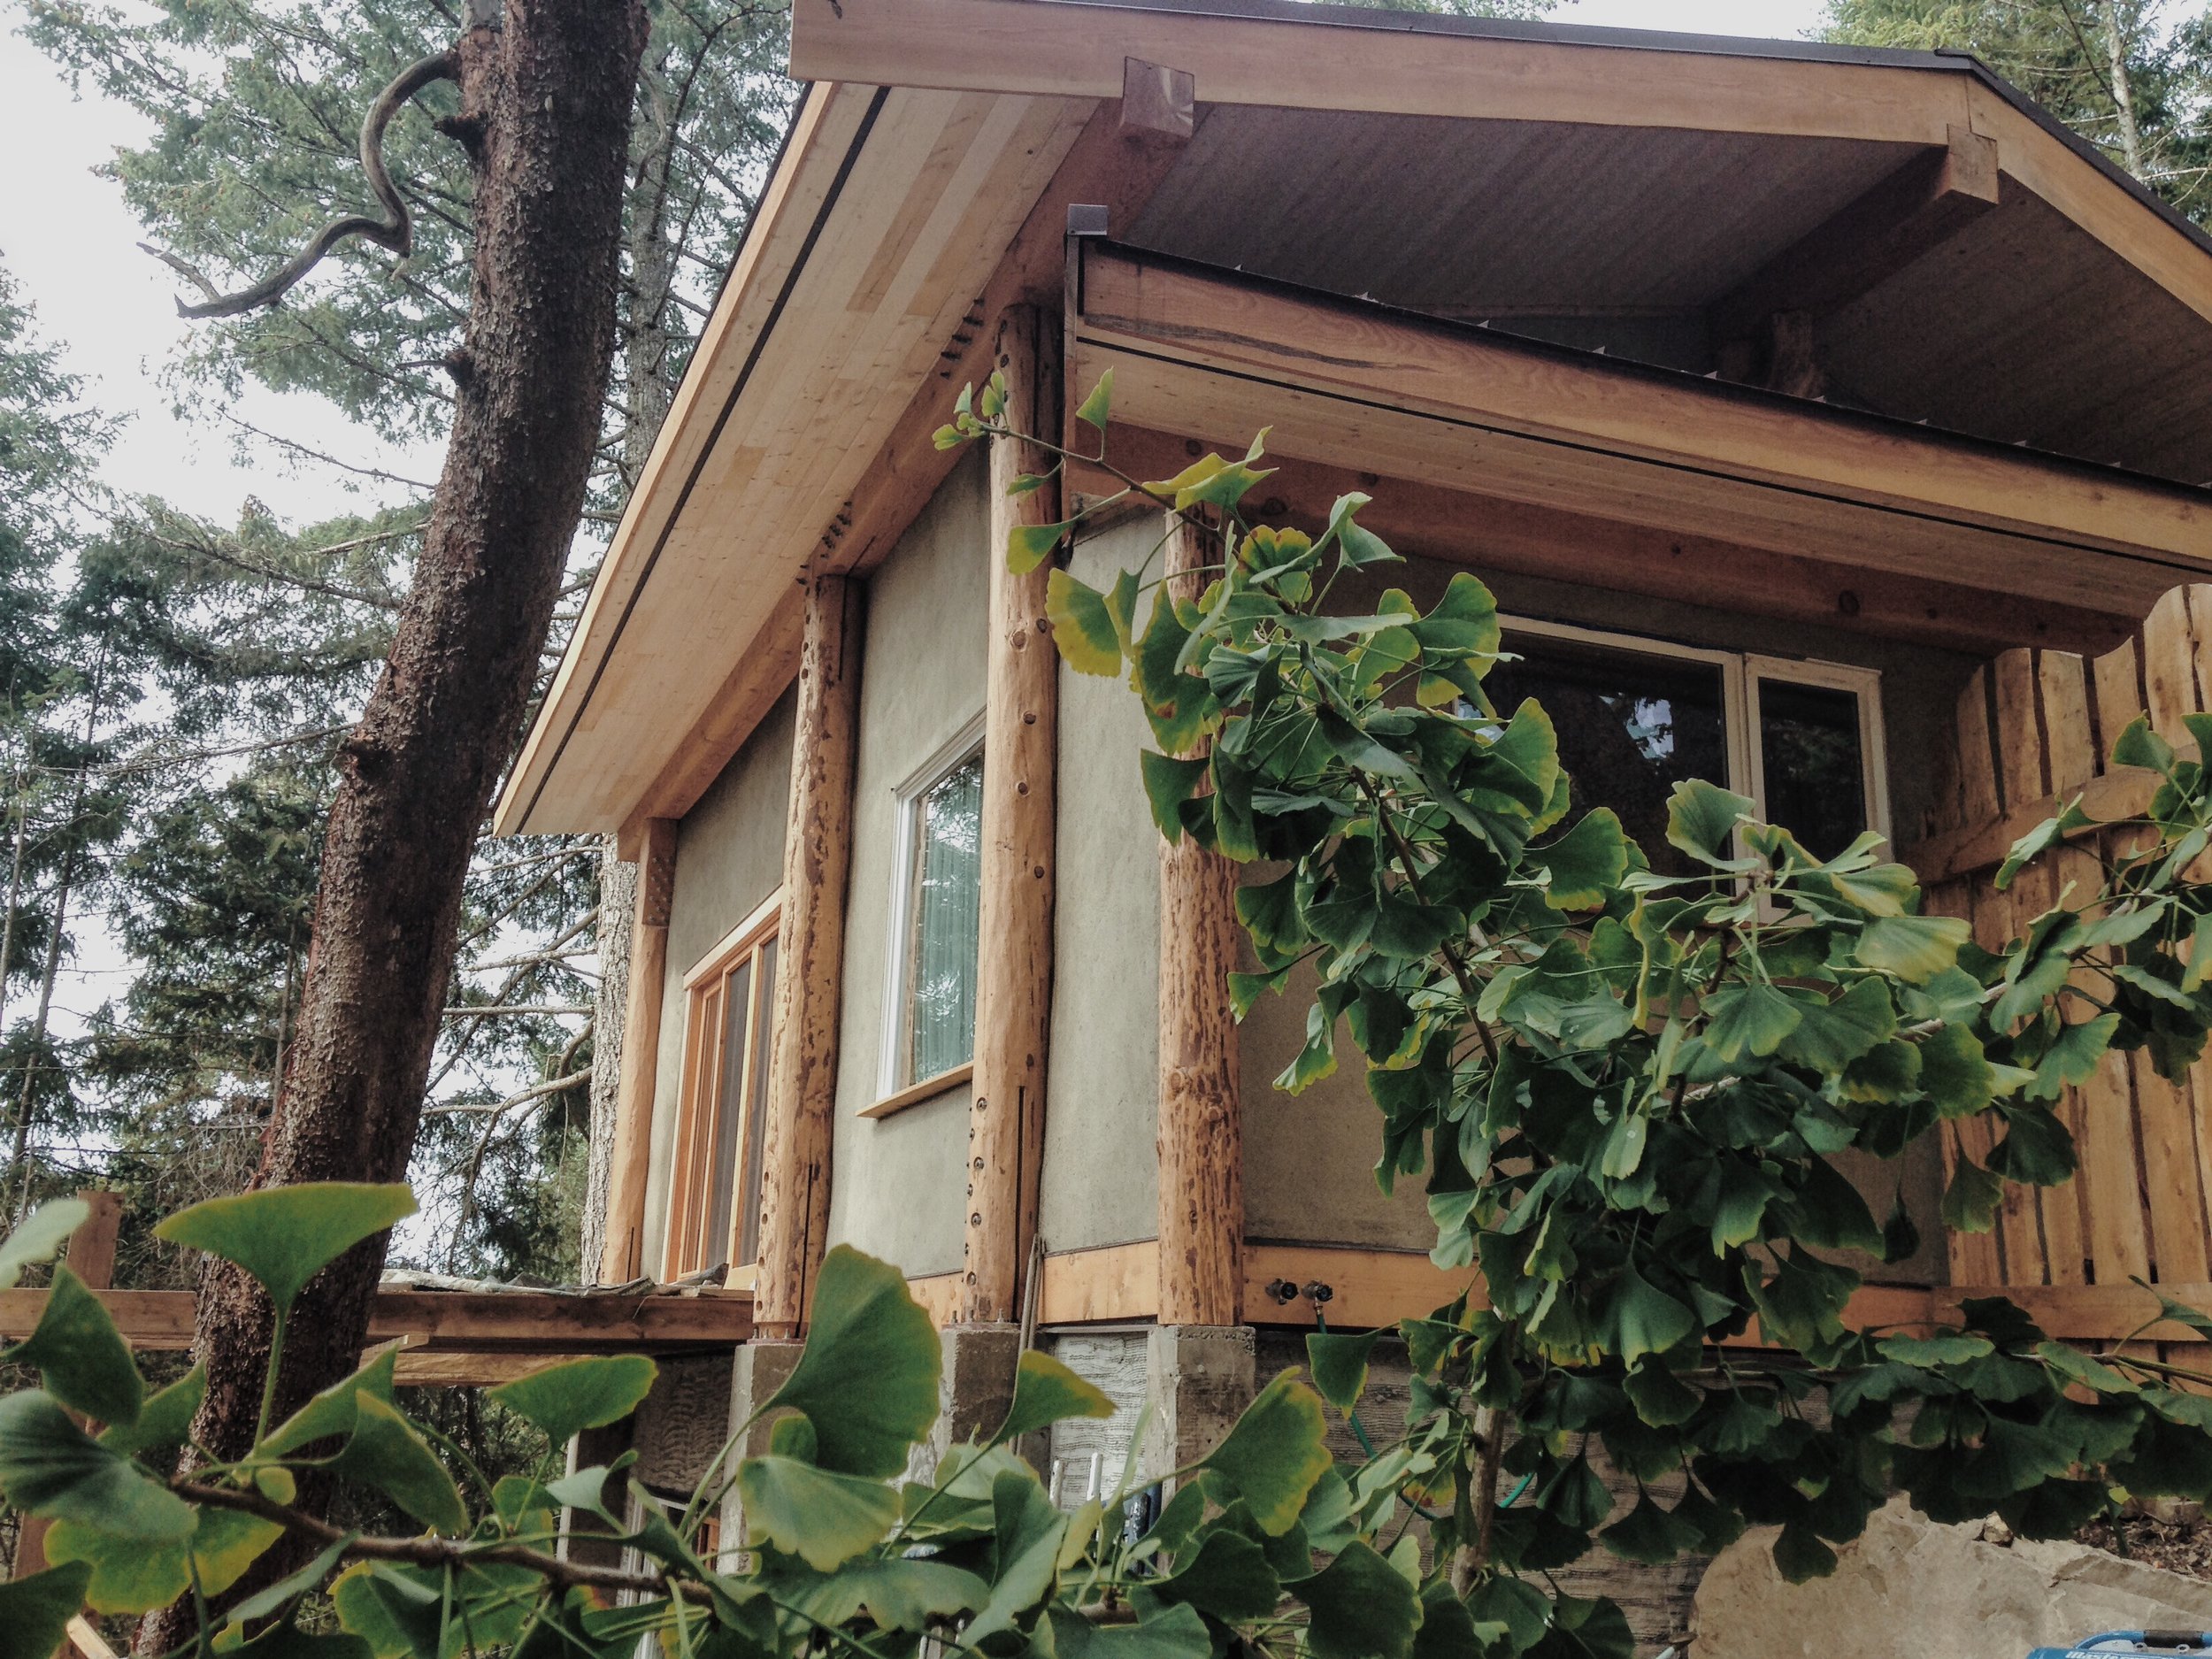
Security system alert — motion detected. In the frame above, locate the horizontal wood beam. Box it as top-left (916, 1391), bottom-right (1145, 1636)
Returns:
top-left (792, 0), bottom-right (1967, 143)
top-left (1071, 242), bottom-right (2212, 615)
top-left (1079, 425), bottom-right (2135, 658)
top-left (1904, 764), bottom-right (2160, 882)
top-left (1710, 126), bottom-right (2000, 346)
top-left (0, 1287), bottom-right (756, 1354)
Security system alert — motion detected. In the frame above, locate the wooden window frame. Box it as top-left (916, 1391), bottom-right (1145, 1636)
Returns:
top-left (662, 889), bottom-right (781, 1283)
top-left (1500, 613), bottom-right (1890, 851)
top-left (872, 711), bottom-right (987, 1111)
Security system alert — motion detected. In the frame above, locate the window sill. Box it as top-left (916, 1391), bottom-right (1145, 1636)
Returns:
top-left (861, 1063), bottom-right (974, 1120)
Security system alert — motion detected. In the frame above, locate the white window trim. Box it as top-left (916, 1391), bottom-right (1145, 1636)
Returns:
top-left (876, 710), bottom-right (987, 1102)
top-left (1498, 614), bottom-right (1890, 849)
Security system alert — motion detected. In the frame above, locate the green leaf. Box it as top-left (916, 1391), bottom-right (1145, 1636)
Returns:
top-left (0, 1563), bottom-right (93, 1659)
top-left (2038, 1340), bottom-right (2135, 1394)
top-left (1599, 1491), bottom-right (1704, 1564)
top-left (1777, 979), bottom-right (1895, 1073)
top-left (1540, 810), bottom-right (1628, 912)
top-left (1200, 1371), bottom-right (1332, 1534)
top-left (1047, 568), bottom-right (1125, 676)
top-left (1602, 1261), bottom-right (1698, 1364)
top-left (2113, 715), bottom-right (2175, 773)
top-left (1075, 370), bottom-right (1114, 433)
top-left (786, 1557), bottom-right (990, 1632)
top-left (488, 1356), bottom-right (657, 1447)
top-left (1878, 1333), bottom-right (1993, 1367)
top-left (1773, 1522), bottom-right (1838, 1583)
top-left (1409, 572), bottom-right (1499, 660)
top-left (156, 1184), bottom-right (415, 1314)
top-left (329, 1394), bottom-right (468, 1536)
top-left (225, 1534), bottom-right (356, 1632)
top-left (1941, 1158), bottom-right (2006, 1235)
top-left (102, 1365), bottom-right (204, 1459)
top-left (1919, 1025), bottom-right (1996, 1118)
top-left (1008, 519), bottom-right (1071, 577)
top-left (1666, 779), bottom-right (1755, 869)
top-left (1306, 1330), bottom-right (1382, 1414)
top-left (1855, 914), bottom-right (1970, 984)
top-left (262, 1348), bottom-right (398, 1458)
top-left (734, 1455), bottom-right (901, 1571)
top-left (0, 1199), bottom-right (87, 1290)
top-left (1140, 751), bottom-right (1210, 844)
top-left (1704, 981), bottom-right (1803, 1063)
top-left (0, 1391), bottom-right (194, 1540)
top-left (1177, 461), bottom-right (1274, 512)
top-left (964, 1471), bottom-right (1067, 1641)
top-left (994, 1349), bottom-right (1113, 1444)
top-left (2029, 1014), bottom-right (2119, 1102)
top-left (4, 1265), bottom-right (143, 1427)
top-left (1295, 1539), bottom-right (1419, 1659)
top-left (1044, 1602), bottom-right (1211, 1659)
top-left (50, 1501), bottom-right (286, 1614)
top-left (1153, 1528), bottom-right (1280, 1620)
top-left (763, 1245), bottom-right (939, 1478)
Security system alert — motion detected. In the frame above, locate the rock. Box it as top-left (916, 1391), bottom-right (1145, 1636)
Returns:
top-left (1694, 1497), bottom-right (2212, 1659)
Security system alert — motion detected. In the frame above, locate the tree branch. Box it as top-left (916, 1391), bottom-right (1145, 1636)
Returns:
top-left (151, 50), bottom-right (460, 319)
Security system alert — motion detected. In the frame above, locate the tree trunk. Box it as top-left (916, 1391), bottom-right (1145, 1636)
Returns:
top-left (147, 4), bottom-right (647, 1637)
top-left (2101, 1), bottom-right (2147, 180)
top-left (581, 835), bottom-right (634, 1271)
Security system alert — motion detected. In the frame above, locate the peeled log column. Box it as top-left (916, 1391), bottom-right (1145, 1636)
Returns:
top-left (962, 306), bottom-right (1061, 1325)
top-left (599, 818), bottom-right (676, 1283)
top-left (754, 573), bottom-right (864, 1335)
top-left (1156, 512), bottom-right (1244, 1327)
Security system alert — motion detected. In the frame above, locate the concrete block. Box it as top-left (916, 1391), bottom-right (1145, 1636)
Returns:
top-left (914, 1322), bottom-right (1023, 1481)
top-left (1694, 1495), bottom-right (2212, 1659)
top-left (716, 1338), bottom-right (806, 1565)
top-left (1141, 1324), bottom-right (1256, 1483)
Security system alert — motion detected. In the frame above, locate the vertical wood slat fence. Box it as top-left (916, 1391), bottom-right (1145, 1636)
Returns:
top-left (1907, 584), bottom-right (2212, 1375)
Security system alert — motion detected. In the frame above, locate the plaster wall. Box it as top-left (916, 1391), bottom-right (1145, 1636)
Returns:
top-left (1041, 514), bottom-right (1165, 1254)
top-left (824, 450), bottom-right (991, 1278)
top-left (641, 686), bottom-right (796, 1273)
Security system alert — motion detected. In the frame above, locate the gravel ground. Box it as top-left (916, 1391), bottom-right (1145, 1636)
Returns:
top-left (2078, 1510), bottom-right (2212, 1581)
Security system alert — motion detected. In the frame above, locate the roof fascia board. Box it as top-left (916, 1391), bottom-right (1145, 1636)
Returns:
top-left (793, 0), bottom-right (2212, 329)
top-left (792, 0), bottom-right (1966, 141)
top-left (496, 81), bottom-right (877, 837)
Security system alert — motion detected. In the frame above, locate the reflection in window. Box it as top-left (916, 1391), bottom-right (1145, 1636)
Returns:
top-left (1758, 680), bottom-right (1868, 861)
top-left (666, 915), bottom-right (778, 1279)
top-left (902, 750), bottom-right (984, 1085)
top-left (1486, 636), bottom-right (1729, 878)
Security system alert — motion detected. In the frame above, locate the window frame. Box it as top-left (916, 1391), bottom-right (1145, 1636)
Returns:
top-left (662, 888), bottom-right (781, 1286)
top-left (875, 710), bottom-right (988, 1107)
top-left (1498, 614), bottom-right (1890, 851)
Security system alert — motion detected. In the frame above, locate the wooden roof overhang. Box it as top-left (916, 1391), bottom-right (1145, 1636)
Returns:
top-left (1065, 241), bottom-right (2212, 643)
top-left (501, 0), bottom-right (2212, 841)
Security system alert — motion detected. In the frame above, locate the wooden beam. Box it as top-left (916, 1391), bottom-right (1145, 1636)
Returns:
top-left (1711, 127), bottom-right (2000, 349)
top-left (600, 819), bottom-right (677, 1283)
top-left (1071, 242), bottom-right (2212, 610)
top-left (792, 0), bottom-right (1965, 143)
top-left (963, 306), bottom-right (1062, 1326)
top-left (1079, 425), bottom-right (2136, 658)
top-left (0, 1286), bottom-right (755, 1353)
top-left (1156, 512), bottom-right (1244, 1328)
top-left (390, 1350), bottom-right (596, 1387)
top-left (754, 575), bottom-right (865, 1336)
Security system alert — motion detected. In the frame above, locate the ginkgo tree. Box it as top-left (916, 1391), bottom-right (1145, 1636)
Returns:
top-left (13, 376), bottom-right (2212, 1659)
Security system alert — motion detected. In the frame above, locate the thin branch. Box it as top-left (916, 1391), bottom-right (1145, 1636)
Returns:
top-left (424, 1068), bottom-right (591, 1117)
top-left (153, 50), bottom-right (462, 319)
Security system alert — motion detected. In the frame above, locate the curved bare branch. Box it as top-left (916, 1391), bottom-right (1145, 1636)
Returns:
top-left (151, 49), bottom-right (461, 320)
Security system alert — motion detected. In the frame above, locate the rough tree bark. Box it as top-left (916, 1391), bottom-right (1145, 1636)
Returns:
top-left (145, 4), bottom-right (648, 1640)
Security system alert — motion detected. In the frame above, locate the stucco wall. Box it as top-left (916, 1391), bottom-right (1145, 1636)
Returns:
top-left (824, 449), bottom-right (991, 1278)
top-left (1041, 515), bottom-right (1164, 1255)
top-left (641, 685), bottom-right (796, 1273)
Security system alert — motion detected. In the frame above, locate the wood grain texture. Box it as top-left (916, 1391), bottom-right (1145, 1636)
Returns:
top-left (1156, 512), bottom-right (1244, 1327)
top-left (754, 575), bottom-right (864, 1335)
top-left (601, 818), bottom-right (676, 1283)
top-left (963, 306), bottom-right (1061, 1325)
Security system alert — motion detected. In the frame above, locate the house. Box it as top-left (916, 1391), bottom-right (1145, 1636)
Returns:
top-left (496, 0), bottom-right (2212, 1630)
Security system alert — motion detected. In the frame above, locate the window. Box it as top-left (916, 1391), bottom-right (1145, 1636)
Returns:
top-left (879, 719), bottom-right (986, 1102)
top-left (664, 898), bottom-right (779, 1281)
top-left (1483, 618), bottom-right (1886, 872)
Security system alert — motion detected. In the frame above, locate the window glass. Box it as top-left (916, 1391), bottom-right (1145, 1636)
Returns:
top-left (704, 957), bottom-right (752, 1268)
top-left (665, 915), bottom-right (777, 1280)
top-left (737, 937), bottom-right (776, 1266)
top-left (1758, 678), bottom-right (1868, 861)
top-left (903, 750), bottom-right (984, 1084)
top-left (1486, 634), bottom-right (1728, 878)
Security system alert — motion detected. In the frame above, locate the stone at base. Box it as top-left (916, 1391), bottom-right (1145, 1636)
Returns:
top-left (1141, 1325), bottom-right (1256, 1485)
top-left (916, 1322), bottom-right (1024, 1479)
top-left (716, 1338), bottom-right (807, 1567)
top-left (633, 1352), bottom-right (736, 1494)
top-left (1694, 1495), bottom-right (2212, 1659)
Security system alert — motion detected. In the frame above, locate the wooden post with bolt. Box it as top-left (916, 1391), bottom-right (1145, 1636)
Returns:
top-left (961, 305), bottom-right (1062, 1325)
